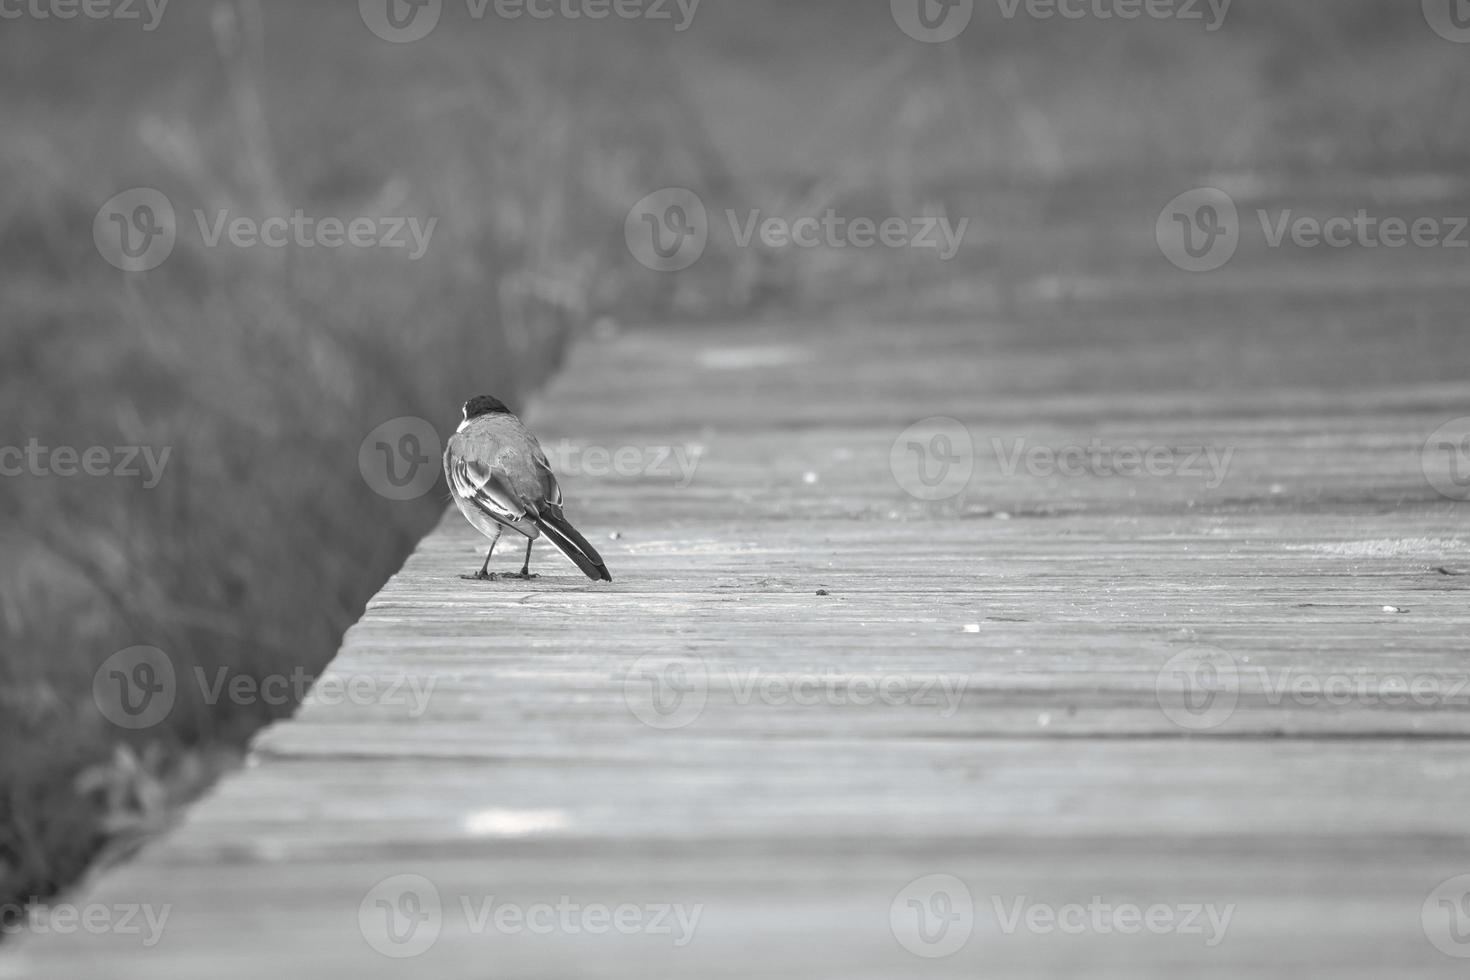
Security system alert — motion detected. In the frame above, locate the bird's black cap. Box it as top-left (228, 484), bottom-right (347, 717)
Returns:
top-left (463, 395), bottom-right (513, 420)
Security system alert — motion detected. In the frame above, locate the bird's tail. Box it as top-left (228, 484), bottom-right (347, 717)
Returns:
top-left (535, 512), bottom-right (612, 582)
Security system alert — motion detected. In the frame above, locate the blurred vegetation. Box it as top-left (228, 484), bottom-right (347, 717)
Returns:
top-left (1, 0), bottom-right (1465, 921)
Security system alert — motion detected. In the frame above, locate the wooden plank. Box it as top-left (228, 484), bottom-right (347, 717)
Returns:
top-left (8, 314), bottom-right (1470, 978)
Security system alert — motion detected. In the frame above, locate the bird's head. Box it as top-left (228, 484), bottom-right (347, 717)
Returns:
top-left (462, 395), bottom-right (513, 421)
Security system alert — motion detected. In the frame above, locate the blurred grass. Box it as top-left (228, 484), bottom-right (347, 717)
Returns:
top-left (675, 0), bottom-right (1470, 309)
top-left (2, 0), bottom-right (1467, 922)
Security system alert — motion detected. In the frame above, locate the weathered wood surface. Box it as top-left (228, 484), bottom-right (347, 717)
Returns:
top-left (9, 306), bottom-right (1470, 978)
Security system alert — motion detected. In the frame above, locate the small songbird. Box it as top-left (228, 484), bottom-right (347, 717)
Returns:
top-left (444, 395), bottom-right (612, 583)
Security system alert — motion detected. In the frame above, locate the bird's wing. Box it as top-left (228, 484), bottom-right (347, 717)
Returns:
top-left (449, 452), bottom-right (534, 525)
top-left (532, 450), bottom-right (564, 508)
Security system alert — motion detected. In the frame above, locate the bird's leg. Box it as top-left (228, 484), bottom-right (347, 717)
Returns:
top-left (462, 528), bottom-right (502, 581)
top-left (508, 538), bottom-right (539, 580)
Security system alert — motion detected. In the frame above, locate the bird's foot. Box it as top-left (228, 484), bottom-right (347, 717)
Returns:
top-left (461, 571), bottom-right (498, 582)
top-left (501, 571), bottom-right (540, 581)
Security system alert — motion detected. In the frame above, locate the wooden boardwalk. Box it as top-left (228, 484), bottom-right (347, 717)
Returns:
top-left (9, 306), bottom-right (1470, 977)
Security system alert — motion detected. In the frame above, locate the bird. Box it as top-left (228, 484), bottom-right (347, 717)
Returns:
top-left (443, 395), bottom-right (612, 583)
